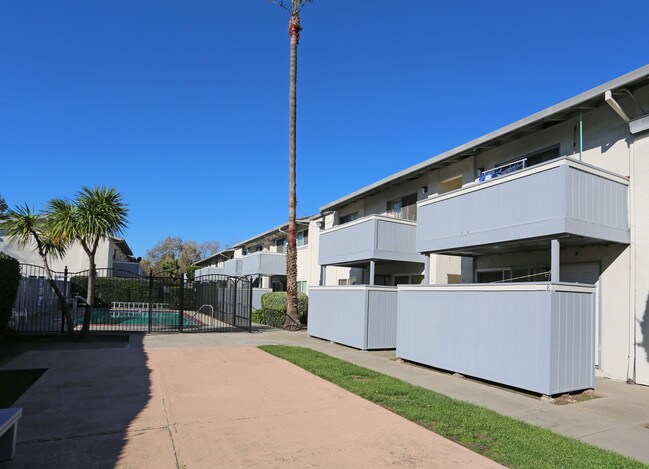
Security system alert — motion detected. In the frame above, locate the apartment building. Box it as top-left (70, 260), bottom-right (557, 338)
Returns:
top-left (309, 65), bottom-right (649, 395)
top-left (194, 216), bottom-right (321, 308)
top-left (0, 235), bottom-right (142, 277)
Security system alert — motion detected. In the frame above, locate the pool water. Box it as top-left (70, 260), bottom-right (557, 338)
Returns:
top-left (82, 310), bottom-right (200, 327)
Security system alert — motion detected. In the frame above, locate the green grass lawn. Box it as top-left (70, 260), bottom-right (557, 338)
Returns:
top-left (259, 345), bottom-right (646, 469)
top-left (0, 369), bottom-right (46, 407)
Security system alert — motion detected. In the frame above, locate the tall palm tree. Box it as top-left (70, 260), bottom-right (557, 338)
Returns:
top-left (0, 204), bottom-right (75, 334)
top-left (48, 186), bottom-right (128, 335)
top-left (273, 0), bottom-right (312, 330)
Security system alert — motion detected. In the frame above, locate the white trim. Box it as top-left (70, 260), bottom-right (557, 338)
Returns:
top-left (419, 157), bottom-right (629, 208)
top-left (309, 285), bottom-right (399, 292)
top-left (398, 282), bottom-right (595, 293)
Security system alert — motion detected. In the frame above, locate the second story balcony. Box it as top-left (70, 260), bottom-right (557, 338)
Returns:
top-left (319, 215), bottom-right (426, 267)
top-left (225, 252), bottom-right (286, 277)
top-left (416, 157), bottom-right (630, 256)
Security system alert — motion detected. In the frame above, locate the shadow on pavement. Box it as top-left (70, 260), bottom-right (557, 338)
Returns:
top-left (1, 333), bottom-right (152, 468)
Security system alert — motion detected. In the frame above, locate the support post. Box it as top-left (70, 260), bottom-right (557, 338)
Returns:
top-left (148, 272), bottom-right (153, 333)
top-left (551, 239), bottom-right (561, 283)
top-left (320, 265), bottom-right (326, 286)
top-left (424, 255), bottom-right (431, 285)
top-left (248, 278), bottom-right (253, 332)
top-left (179, 273), bottom-right (185, 333)
top-left (61, 266), bottom-right (68, 333)
top-left (369, 260), bottom-right (375, 286)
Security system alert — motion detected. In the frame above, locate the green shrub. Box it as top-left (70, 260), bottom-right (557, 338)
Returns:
top-left (0, 254), bottom-right (21, 330)
top-left (70, 276), bottom-right (150, 307)
top-left (258, 291), bottom-right (308, 326)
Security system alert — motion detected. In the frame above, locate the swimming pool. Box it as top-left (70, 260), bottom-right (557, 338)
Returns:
top-left (79, 310), bottom-right (201, 327)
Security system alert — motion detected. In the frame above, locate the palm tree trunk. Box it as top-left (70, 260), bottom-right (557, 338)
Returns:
top-left (41, 256), bottom-right (74, 336)
top-left (81, 254), bottom-right (95, 335)
top-left (284, 8), bottom-right (302, 330)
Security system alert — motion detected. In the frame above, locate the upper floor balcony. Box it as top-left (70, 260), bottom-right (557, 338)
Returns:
top-left (319, 214), bottom-right (426, 267)
top-left (224, 252), bottom-right (286, 277)
top-left (416, 157), bottom-right (630, 256)
top-left (111, 260), bottom-right (143, 277)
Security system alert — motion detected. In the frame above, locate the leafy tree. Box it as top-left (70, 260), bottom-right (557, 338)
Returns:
top-left (143, 236), bottom-right (221, 276)
top-left (0, 204), bottom-right (75, 334)
top-left (47, 186), bottom-right (128, 336)
top-left (272, 0), bottom-right (313, 330)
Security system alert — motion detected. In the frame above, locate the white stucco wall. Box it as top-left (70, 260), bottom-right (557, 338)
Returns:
top-left (0, 236), bottom-right (118, 273)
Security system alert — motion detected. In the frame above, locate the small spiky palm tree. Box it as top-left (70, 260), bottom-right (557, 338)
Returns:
top-left (48, 186), bottom-right (128, 335)
top-left (0, 204), bottom-right (75, 334)
top-left (273, 0), bottom-right (312, 330)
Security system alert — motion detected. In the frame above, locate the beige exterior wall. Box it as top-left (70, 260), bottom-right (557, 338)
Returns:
top-left (0, 236), bottom-right (123, 274)
top-left (632, 130), bottom-right (649, 385)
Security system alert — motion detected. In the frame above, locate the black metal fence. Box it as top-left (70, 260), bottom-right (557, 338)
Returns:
top-left (10, 265), bottom-right (252, 334)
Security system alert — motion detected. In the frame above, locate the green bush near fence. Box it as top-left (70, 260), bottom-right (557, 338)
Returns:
top-left (70, 276), bottom-right (150, 307)
top-left (0, 254), bottom-right (21, 330)
top-left (69, 275), bottom-right (195, 309)
top-left (254, 292), bottom-right (308, 327)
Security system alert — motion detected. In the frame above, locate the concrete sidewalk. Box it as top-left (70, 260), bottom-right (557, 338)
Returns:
top-left (2, 342), bottom-right (501, 468)
top-left (144, 328), bottom-right (649, 464)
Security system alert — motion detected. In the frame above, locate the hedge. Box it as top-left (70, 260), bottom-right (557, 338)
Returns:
top-left (0, 254), bottom-right (21, 330)
top-left (253, 291), bottom-right (308, 327)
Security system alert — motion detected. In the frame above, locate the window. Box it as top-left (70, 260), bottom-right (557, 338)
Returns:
top-left (254, 245), bottom-right (262, 252)
top-left (447, 274), bottom-right (461, 284)
top-left (476, 267), bottom-right (549, 283)
top-left (339, 212), bottom-right (358, 224)
top-left (338, 278), bottom-right (357, 286)
top-left (386, 193), bottom-right (418, 220)
top-left (297, 229), bottom-right (308, 247)
top-left (438, 176), bottom-right (463, 194)
top-left (276, 238), bottom-right (287, 253)
top-left (394, 274), bottom-right (424, 285)
top-left (297, 281), bottom-right (308, 294)
top-left (476, 269), bottom-right (512, 283)
top-left (242, 249), bottom-right (249, 255)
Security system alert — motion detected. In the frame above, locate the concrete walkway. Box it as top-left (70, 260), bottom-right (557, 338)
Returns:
top-left (2, 339), bottom-right (501, 468)
top-left (143, 328), bottom-right (649, 464)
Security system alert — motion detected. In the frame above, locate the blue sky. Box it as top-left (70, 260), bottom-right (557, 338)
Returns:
top-left (1, 1), bottom-right (647, 256)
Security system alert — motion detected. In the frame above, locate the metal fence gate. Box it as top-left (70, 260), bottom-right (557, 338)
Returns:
top-left (10, 265), bottom-right (252, 334)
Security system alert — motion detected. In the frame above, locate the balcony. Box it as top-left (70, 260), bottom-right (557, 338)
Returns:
top-left (319, 215), bottom-right (425, 266)
top-left (308, 286), bottom-right (398, 350)
top-left (417, 158), bottom-right (629, 255)
top-left (223, 259), bottom-right (242, 276)
top-left (111, 261), bottom-right (143, 277)
top-left (194, 266), bottom-right (226, 277)
top-left (397, 282), bottom-right (595, 395)
top-left (225, 252), bottom-right (286, 277)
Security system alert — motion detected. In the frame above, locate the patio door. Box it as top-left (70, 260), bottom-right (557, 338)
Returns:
top-left (561, 263), bottom-right (601, 367)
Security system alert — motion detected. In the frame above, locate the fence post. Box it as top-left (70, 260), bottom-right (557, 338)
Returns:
top-left (148, 272), bottom-right (153, 333)
top-left (233, 278), bottom-right (238, 328)
top-left (179, 273), bottom-right (184, 333)
top-left (61, 266), bottom-right (68, 333)
top-left (248, 278), bottom-right (252, 333)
